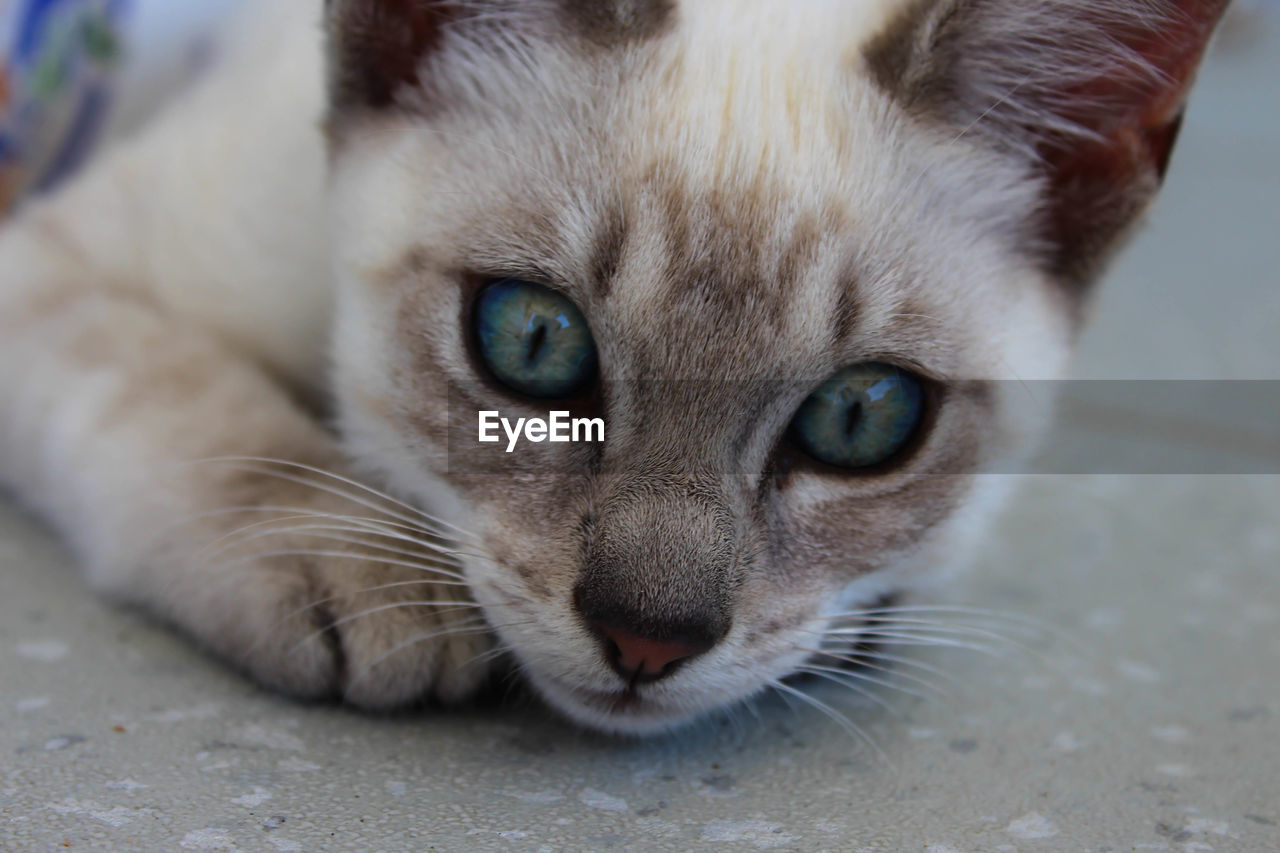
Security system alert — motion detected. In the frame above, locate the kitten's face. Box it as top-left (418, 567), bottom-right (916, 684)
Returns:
top-left (321, 0), bottom-right (1221, 732)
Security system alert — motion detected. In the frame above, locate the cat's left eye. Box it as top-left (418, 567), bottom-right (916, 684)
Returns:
top-left (473, 279), bottom-right (598, 398)
top-left (789, 363), bottom-right (925, 470)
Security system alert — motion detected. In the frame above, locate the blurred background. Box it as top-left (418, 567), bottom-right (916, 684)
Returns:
top-left (1, 0), bottom-right (242, 210)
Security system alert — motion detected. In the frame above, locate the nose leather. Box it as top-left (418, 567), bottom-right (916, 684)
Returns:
top-left (591, 622), bottom-right (714, 683)
top-left (573, 490), bottom-right (736, 685)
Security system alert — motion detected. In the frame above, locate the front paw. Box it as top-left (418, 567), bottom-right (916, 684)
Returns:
top-left (301, 549), bottom-right (494, 709)
top-left (184, 527), bottom-right (496, 710)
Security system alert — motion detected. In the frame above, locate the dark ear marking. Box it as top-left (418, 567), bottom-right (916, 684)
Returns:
top-left (326, 0), bottom-right (458, 110)
top-left (326, 0), bottom-right (674, 116)
top-left (866, 0), bottom-right (1230, 289)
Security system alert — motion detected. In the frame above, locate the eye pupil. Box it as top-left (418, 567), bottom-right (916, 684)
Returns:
top-left (789, 363), bottom-right (925, 470)
top-left (842, 401), bottom-right (863, 437)
top-left (526, 323), bottom-right (548, 363)
top-left (474, 279), bottom-right (597, 398)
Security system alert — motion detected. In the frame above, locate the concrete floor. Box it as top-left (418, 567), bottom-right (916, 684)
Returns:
top-left (3, 15), bottom-right (1279, 853)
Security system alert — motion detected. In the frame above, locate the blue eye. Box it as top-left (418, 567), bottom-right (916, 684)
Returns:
top-left (789, 363), bottom-right (925, 470)
top-left (474, 279), bottom-right (598, 398)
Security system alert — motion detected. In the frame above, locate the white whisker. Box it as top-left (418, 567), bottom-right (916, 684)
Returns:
top-left (797, 645), bottom-right (949, 698)
top-left (818, 630), bottom-right (1010, 658)
top-left (245, 580), bottom-right (482, 656)
top-left (188, 458), bottom-right (476, 542)
top-left (461, 644), bottom-right (514, 671)
top-left (767, 679), bottom-right (893, 769)
top-left (831, 614), bottom-right (1036, 634)
top-left (797, 662), bottom-right (937, 704)
top-left (820, 620), bottom-right (1038, 658)
top-left (799, 645), bottom-right (957, 693)
top-left (199, 511), bottom-right (483, 563)
top-left (203, 526), bottom-right (468, 580)
top-left (827, 604), bottom-right (1070, 646)
top-left (216, 548), bottom-right (474, 582)
top-left (291, 611), bottom-right (488, 662)
top-left (792, 665), bottom-right (907, 718)
top-left (192, 456), bottom-right (477, 538)
top-left (347, 620), bottom-right (496, 685)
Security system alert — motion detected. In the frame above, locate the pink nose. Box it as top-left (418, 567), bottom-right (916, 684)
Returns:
top-left (592, 623), bottom-right (712, 683)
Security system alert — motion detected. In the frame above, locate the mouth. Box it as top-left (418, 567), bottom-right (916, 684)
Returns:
top-left (526, 668), bottom-right (699, 734)
top-left (575, 684), bottom-right (648, 713)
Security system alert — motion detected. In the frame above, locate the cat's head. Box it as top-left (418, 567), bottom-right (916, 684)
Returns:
top-left (320, 0), bottom-right (1226, 733)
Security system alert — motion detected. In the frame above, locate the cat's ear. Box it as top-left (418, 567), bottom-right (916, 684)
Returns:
top-left (325, 0), bottom-right (673, 113)
top-left (325, 0), bottom-right (460, 111)
top-left (867, 0), bottom-right (1230, 286)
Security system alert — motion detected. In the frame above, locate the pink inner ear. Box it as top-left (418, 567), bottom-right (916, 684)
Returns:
top-left (1046, 0), bottom-right (1229, 175)
top-left (1039, 0), bottom-right (1229, 279)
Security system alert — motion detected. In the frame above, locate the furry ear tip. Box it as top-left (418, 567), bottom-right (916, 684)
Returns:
top-left (326, 0), bottom-right (457, 110)
top-left (867, 0), bottom-right (1231, 290)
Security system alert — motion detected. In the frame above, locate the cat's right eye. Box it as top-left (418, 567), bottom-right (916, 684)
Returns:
top-left (473, 279), bottom-right (598, 398)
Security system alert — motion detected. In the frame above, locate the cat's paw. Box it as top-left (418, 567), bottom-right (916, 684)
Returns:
top-left (310, 552), bottom-right (494, 709)
top-left (195, 545), bottom-right (495, 711)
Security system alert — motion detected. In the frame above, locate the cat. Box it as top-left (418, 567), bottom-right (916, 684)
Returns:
top-left (0, 0), bottom-right (1229, 735)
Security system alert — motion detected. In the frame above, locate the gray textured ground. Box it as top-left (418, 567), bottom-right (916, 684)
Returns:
top-left (3, 15), bottom-right (1278, 853)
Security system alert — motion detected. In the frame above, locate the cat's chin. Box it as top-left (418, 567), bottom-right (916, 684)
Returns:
top-left (523, 668), bottom-right (721, 737)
